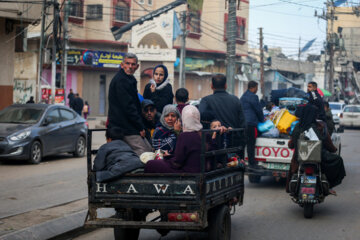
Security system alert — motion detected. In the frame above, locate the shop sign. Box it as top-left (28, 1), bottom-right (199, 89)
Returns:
top-left (65, 50), bottom-right (125, 68)
top-left (174, 57), bottom-right (215, 71)
top-left (128, 47), bottom-right (176, 62)
top-left (41, 88), bottom-right (65, 105)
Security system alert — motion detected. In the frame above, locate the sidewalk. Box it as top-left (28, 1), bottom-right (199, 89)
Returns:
top-left (0, 199), bottom-right (88, 240)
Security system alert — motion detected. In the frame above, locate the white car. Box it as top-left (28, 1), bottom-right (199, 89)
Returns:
top-left (329, 102), bottom-right (346, 124)
top-left (340, 105), bottom-right (360, 128)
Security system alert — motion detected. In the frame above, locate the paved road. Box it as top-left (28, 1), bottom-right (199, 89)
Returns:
top-left (74, 130), bottom-right (360, 240)
top-left (0, 131), bottom-right (106, 219)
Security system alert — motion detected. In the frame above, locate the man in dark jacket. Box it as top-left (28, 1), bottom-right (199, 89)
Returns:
top-left (307, 81), bottom-right (326, 121)
top-left (67, 89), bottom-right (75, 109)
top-left (72, 93), bottom-right (84, 116)
top-left (240, 81), bottom-right (264, 169)
top-left (199, 74), bottom-right (246, 149)
top-left (141, 99), bottom-right (161, 144)
top-left (108, 53), bottom-right (151, 156)
top-left (93, 127), bottom-right (143, 182)
top-left (324, 101), bottom-right (335, 136)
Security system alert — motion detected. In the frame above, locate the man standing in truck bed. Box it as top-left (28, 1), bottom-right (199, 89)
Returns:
top-left (107, 53), bottom-right (151, 156)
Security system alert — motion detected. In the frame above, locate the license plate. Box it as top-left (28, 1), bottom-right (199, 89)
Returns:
top-left (301, 187), bottom-right (315, 194)
top-left (301, 176), bottom-right (317, 184)
top-left (266, 163), bottom-right (290, 170)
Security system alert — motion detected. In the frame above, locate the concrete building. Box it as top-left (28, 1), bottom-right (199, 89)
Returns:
top-left (0, 1), bottom-right (41, 110)
top-left (19, 0), bottom-right (250, 115)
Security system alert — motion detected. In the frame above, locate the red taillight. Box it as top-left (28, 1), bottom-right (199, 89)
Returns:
top-left (304, 166), bottom-right (314, 175)
top-left (167, 213), bottom-right (199, 222)
top-left (85, 122), bottom-right (89, 128)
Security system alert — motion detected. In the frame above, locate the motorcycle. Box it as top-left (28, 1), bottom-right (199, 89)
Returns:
top-left (288, 138), bottom-right (330, 218)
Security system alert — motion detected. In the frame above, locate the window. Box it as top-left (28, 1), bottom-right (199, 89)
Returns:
top-left (60, 109), bottom-right (75, 121)
top-left (224, 14), bottom-right (246, 44)
top-left (69, 0), bottom-right (84, 18)
top-left (46, 109), bottom-right (61, 124)
top-left (138, 0), bottom-right (144, 3)
top-left (115, 1), bottom-right (130, 22)
top-left (87, 4), bottom-right (103, 20)
top-left (188, 11), bottom-right (201, 34)
top-left (148, 0), bottom-right (153, 5)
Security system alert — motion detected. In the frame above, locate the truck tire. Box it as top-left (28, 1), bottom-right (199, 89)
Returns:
top-left (248, 174), bottom-right (261, 183)
top-left (114, 228), bottom-right (139, 240)
top-left (303, 203), bottom-right (314, 219)
top-left (208, 205), bottom-right (231, 240)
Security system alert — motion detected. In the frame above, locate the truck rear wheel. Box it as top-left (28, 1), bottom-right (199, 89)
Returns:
top-left (303, 203), bottom-right (314, 219)
top-left (208, 205), bottom-right (231, 240)
top-left (248, 174), bottom-right (261, 183)
top-left (114, 228), bottom-right (139, 240)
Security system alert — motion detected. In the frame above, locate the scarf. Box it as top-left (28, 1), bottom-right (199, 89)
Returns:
top-left (150, 64), bottom-right (170, 90)
top-left (295, 104), bottom-right (317, 131)
top-left (182, 105), bottom-right (203, 132)
top-left (160, 104), bottom-right (181, 130)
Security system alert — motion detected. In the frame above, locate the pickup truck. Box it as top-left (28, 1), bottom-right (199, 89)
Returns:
top-left (85, 128), bottom-right (245, 240)
top-left (245, 133), bottom-right (341, 183)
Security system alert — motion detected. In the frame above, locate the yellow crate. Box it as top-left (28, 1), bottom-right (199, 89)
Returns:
top-left (272, 109), bottom-right (298, 134)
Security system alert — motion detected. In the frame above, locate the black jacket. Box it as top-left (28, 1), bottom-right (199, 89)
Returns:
top-left (199, 90), bottom-right (246, 129)
top-left (72, 97), bottom-right (84, 113)
top-left (308, 90), bottom-right (326, 121)
top-left (108, 68), bottom-right (144, 136)
top-left (93, 140), bottom-right (143, 182)
top-left (143, 83), bottom-right (174, 113)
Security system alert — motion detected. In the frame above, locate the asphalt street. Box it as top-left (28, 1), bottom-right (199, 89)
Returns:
top-left (0, 130), bottom-right (359, 240)
top-left (74, 129), bottom-right (360, 240)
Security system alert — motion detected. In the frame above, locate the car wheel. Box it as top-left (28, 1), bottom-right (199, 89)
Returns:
top-left (28, 141), bottom-right (42, 164)
top-left (73, 136), bottom-right (86, 157)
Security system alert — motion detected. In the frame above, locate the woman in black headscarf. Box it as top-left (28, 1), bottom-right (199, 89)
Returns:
top-left (143, 65), bottom-right (174, 113)
top-left (286, 104), bottom-right (344, 193)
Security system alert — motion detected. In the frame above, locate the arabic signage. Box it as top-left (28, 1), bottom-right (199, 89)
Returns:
top-left (128, 47), bottom-right (176, 62)
top-left (131, 10), bottom-right (174, 49)
top-left (65, 49), bottom-right (125, 68)
top-left (13, 80), bottom-right (36, 104)
top-left (174, 57), bottom-right (215, 71)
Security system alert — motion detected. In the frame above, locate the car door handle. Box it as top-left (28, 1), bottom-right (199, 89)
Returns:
top-left (277, 141), bottom-right (286, 145)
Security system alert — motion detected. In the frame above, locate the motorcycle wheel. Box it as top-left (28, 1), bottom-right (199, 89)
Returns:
top-left (303, 203), bottom-right (314, 219)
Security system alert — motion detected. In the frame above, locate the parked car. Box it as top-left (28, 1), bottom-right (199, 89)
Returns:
top-left (329, 102), bottom-right (346, 124)
top-left (0, 104), bottom-right (87, 164)
top-left (340, 105), bottom-right (360, 128)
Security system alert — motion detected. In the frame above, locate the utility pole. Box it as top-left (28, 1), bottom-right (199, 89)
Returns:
top-left (51, 0), bottom-right (58, 104)
top-left (226, 0), bottom-right (236, 95)
top-left (259, 27), bottom-right (264, 96)
top-left (179, 11), bottom-right (187, 89)
top-left (328, 0), bottom-right (335, 94)
top-left (37, 0), bottom-right (47, 103)
top-left (61, 0), bottom-right (69, 103)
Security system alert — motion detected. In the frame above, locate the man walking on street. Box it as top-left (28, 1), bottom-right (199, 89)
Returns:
top-left (72, 93), bottom-right (84, 116)
top-left (67, 89), bottom-right (75, 109)
top-left (240, 81), bottom-right (264, 170)
top-left (108, 53), bottom-right (151, 156)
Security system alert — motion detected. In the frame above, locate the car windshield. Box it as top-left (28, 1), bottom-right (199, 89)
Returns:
top-left (329, 104), bottom-right (342, 110)
top-left (344, 106), bottom-right (360, 113)
top-left (0, 107), bottom-right (44, 124)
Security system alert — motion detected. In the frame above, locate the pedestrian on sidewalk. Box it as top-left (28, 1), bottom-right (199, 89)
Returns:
top-left (83, 101), bottom-right (90, 120)
top-left (108, 53), bottom-right (151, 156)
top-left (143, 64), bottom-right (174, 113)
top-left (67, 89), bottom-right (75, 109)
top-left (73, 93), bottom-right (84, 116)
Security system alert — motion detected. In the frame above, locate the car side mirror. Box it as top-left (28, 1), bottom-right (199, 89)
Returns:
top-left (43, 116), bottom-right (53, 126)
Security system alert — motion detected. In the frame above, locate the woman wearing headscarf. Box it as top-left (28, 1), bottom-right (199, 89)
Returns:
top-left (145, 105), bottom-right (203, 173)
top-left (152, 105), bottom-right (181, 155)
top-left (143, 65), bottom-right (174, 113)
top-left (286, 104), bottom-right (345, 194)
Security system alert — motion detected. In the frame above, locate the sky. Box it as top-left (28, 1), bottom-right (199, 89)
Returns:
top-left (248, 0), bottom-right (328, 59)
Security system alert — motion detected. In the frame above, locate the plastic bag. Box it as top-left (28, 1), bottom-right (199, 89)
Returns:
top-left (290, 120), bottom-right (299, 135)
top-left (261, 128), bottom-right (280, 138)
top-left (257, 120), bottom-right (274, 133)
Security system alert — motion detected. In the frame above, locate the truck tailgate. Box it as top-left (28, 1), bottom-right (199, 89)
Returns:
top-left (252, 137), bottom-right (294, 165)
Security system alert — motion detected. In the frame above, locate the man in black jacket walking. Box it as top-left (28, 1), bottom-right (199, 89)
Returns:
top-left (72, 93), bottom-right (84, 116)
top-left (108, 53), bottom-right (151, 156)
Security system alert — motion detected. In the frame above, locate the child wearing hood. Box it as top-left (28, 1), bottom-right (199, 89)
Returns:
top-left (143, 65), bottom-right (174, 113)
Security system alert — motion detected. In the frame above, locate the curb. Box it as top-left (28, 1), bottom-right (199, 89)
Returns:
top-left (0, 210), bottom-right (87, 240)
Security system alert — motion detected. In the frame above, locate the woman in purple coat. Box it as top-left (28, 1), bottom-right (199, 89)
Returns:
top-left (145, 105), bottom-right (203, 173)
